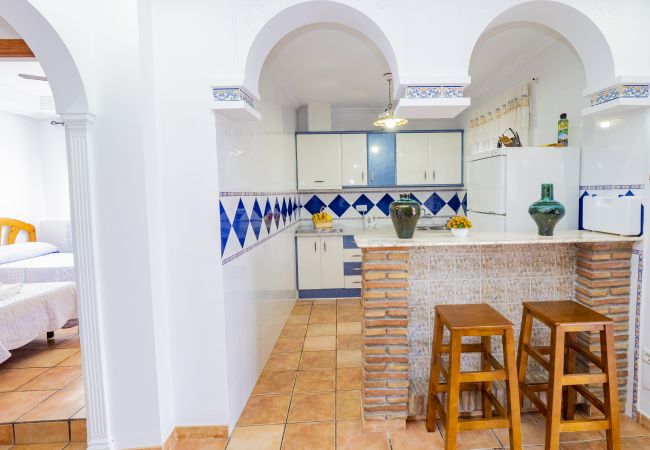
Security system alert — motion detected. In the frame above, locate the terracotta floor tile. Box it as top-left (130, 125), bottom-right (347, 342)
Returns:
top-left (63, 376), bottom-right (84, 390)
top-left (337, 322), bottom-right (361, 335)
top-left (336, 350), bottom-right (361, 368)
top-left (227, 425), bottom-right (284, 450)
top-left (0, 424), bottom-right (12, 445)
top-left (336, 368), bottom-right (362, 390)
top-left (621, 437), bottom-right (650, 449)
top-left (0, 368), bottom-right (48, 392)
top-left (559, 441), bottom-right (608, 450)
top-left (308, 311), bottom-right (336, 325)
top-left (53, 336), bottom-right (80, 350)
top-left (0, 446), bottom-right (11, 450)
top-left (252, 371), bottom-right (296, 395)
top-left (336, 419), bottom-right (390, 450)
top-left (280, 325), bottom-right (308, 338)
top-left (294, 369), bottom-right (335, 393)
top-left (0, 390), bottom-right (55, 423)
top-left (390, 420), bottom-right (445, 450)
top-left (337, 310), bottom-right (362, 322)
top-left (282, 421), bottom-right (334, 450)
top-left (11, 444), bottom-right (68, 450)
top-left (71, 407), bottom-right (86, 419)
top-left (306, 324), bottom-right (336, 337)
top-left (442, 428), bottom-right (501, 450)
top-left (56, 352), bottom-right (82, 367)
top-left (264, 353), bottom-right (301, 372)
top-left (18, 366), bottom-right (82, 391)
top-left (14, 421), bottom-right (69, 445)
top-left (336, 390), bottom-right (361, 420)
top-left (272, 337), bottom-right (304, 353)
top-left (14, 349), bottom-right (79, 369)
top-left (175, 438), bottom-right (227, 450)
top-left (336, 334), bottom-right (362, 350)
top-left (285, 314), bottom-right (309, 326)
top-left (18, 388), bottom-right (85, 421)
top-left (494, 412), bottom-right (545, 447)
top-left (619, 414), bottom-right (650, 437)
top-left (64, 443), bottom-right (87, 450)
top-left (291, 305), bottom-right (311, 316)
top-left (299, 351), bottom-right (336, 370)
top-left (303, 336), bottom-right (336, 352)
top-left (237, 395), bottom-right (290, 426)
top-left (287, 392), bottom-right (335, 422)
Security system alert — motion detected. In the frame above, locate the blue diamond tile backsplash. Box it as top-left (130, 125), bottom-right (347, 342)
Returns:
top-left (220, 192), bottom-right (300, 264)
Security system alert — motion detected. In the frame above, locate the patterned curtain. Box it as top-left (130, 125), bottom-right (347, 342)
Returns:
top-left (467, 82), bottom-right (530, 153)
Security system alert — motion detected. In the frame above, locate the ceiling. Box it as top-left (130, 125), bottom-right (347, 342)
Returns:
top-left (0, 61), bottom-right (52, 97)
top-left (263, 24), bottom-right (390, 108)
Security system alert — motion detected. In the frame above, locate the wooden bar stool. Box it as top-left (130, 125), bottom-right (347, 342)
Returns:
top-left (517, 301), bottom-right (621, 450)
top-left (426, 304), bottom-right (522, 450)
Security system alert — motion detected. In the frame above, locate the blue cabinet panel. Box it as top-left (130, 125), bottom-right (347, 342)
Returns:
top-left (367, 133), bottom-right (396, 186)
top-left (343, 235), bottom-right (358, 249)
top-left (344, 262), bottom-right (362, 275)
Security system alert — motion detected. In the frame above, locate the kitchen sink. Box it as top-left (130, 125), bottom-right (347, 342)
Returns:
top-left (416, 225), bottom-right (447, 231)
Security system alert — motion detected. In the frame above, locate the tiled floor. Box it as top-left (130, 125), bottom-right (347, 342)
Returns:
top-left (224, 298), bottom-right (650, 450)
top-left (0, 327), bottom-right (86, 448)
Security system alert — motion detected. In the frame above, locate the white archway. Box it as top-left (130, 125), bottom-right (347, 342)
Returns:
top-left (0, 2), bottom-right (108, 449)
top-left (243, 0), bottom-right (401, 100)
top-left (464, 0), bottom-right (616, 95)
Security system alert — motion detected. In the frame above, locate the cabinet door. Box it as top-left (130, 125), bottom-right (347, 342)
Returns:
top-left (297, 237), bottom-right (322, 289)
top-left (367, 133), bottom-right (396, 186)
top-left (297, 134), bottom-right (342, 190)
top-left (396, 133), bottom-right (429, 185)
top-left (320, 236), bottom-right (344, 288)
top-left (341, 134), bottom-right (367, 186)
top-left (429, 132), bottom-right (462, 184)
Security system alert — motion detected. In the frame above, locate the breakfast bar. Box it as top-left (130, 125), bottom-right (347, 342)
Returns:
top-left (353, 229), bottom-right (640, 431)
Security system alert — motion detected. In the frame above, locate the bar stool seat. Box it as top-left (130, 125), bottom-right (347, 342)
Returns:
top-left (517, 300), bottom-right (621, 450)
top-left (426, 304), bottom-right (522, 450)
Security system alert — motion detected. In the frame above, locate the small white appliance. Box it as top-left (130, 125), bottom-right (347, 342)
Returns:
top-left (466, 147), bottom-right (580, 232)
top-left (583, 195), bottom-right (641, 236)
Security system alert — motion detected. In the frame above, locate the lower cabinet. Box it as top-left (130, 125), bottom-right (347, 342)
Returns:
top-left (297, 235), bottom-right (361, 298)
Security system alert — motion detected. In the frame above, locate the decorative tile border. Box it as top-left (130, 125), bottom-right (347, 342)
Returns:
top-left (590, 84), bottom-right (649, 106)
top-left (632, 248), bottom-right (643, 419)
top-left (212, 87), bottom-right (254, 108)
top-left (579, 184), bottom-right (645, 190)
top-left (405, 86), bottom-right (464, 99)
top-left (299, 189), bottom-right (467, 220)
top-left (219, 192), bottom-right (300, 264)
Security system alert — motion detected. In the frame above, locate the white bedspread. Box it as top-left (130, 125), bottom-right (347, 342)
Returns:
top-left (0, 282), bottom-right (77, 363)
top-left (0, 253), bottom-right (75, 283)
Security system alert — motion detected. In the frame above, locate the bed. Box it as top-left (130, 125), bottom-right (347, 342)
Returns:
top-left (0, 282), bottom-right (78, 363)
top-left (0, 218), bottom-right (75, 283)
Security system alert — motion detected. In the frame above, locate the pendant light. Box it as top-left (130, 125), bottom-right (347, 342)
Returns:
top-left (374, 72), bottom-right (407, 129)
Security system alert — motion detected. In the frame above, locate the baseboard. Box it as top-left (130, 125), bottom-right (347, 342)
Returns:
top-left (638, 411), bottom-right (650, 431)
top-left (163, 425), bottom-right (228, 450)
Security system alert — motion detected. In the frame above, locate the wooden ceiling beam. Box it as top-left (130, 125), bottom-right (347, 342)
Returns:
top-left (0, 39), bottom-right (34, 57)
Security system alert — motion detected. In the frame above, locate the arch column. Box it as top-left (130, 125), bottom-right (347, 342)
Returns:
top-left (62, 113), bottom-right (111, 450)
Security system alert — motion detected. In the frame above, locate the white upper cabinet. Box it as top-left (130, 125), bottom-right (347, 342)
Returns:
top-left (429, 132), bottom-right (462, 185)
top-left (341, 134), bottom-right (367, 186)
top-left (297, 134), bottom-right (342, 190)
top-left (396, 133), bottom-right (429, 185)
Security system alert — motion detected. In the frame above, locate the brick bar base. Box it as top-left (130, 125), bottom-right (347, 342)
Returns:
top-left (361, 247), bottom-right (410, 431)
top-left (574, 242), bottom-right (633, 404)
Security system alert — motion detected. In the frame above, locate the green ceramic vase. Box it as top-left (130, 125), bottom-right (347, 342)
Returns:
top-left (528, 183), bottom-right (565, 236)
top-left (390, 194), bottom-right (421, 239)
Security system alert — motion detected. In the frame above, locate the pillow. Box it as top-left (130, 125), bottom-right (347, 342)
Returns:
top-left (0, 242), bottom-right (60, 264)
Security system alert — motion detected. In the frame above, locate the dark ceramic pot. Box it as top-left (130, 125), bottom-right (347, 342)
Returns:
top-left (528, 183), bottom-right (565, 236)
top-left (389, 194), bottom-right (421, 239)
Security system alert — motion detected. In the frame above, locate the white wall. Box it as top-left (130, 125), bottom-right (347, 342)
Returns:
top-left (216, 69), bottom-right (298, 429)
top-left (0, 111), bottom-right (68, 227)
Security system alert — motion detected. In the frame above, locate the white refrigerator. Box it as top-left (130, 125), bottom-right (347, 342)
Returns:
top-left (466, 147), bottom-right (580, 232)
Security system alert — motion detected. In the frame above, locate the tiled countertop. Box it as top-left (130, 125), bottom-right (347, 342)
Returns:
top-left (353, 229), bottom-right (641, 248)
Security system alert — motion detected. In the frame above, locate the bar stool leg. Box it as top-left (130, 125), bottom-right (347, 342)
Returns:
top-left (503, 328), bottom-right (522, 450)
top-left (601, 324), bottom-right (621, 450)
top-left (517, 308), bottom-right (534, 406)
top-left (426, 313), bottom-right (444, 432)
top-left (564, 332), bottom-right (577, 420)
top-left (545, 327), bottom-right (565, 450)
top-left (481, 335), bottom-right (493, 419)
top-left (444, 330), bottom-right (462, 450)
